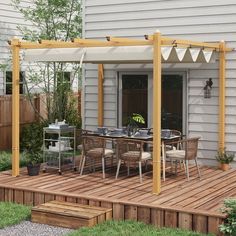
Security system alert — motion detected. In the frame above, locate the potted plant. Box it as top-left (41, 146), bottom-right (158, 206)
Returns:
top-left (215, 148), bottom-right (235, 171)
top-left (126, 113), bottom-right (145, 136)
top-left (21, 122), bottom-right (44, 176)
top-left (25, 151), bottom-right (42, 176)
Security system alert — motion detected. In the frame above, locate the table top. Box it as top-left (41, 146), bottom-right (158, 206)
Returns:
top-left (86, 132), bottom-right (180, 142)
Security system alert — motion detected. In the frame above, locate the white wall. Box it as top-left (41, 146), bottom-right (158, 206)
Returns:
top-left (83, 0), bottom-right (236, 164)
top-left (0, 0), bottom-right (32, 95)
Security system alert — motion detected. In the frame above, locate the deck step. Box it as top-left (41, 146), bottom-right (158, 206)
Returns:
top-left (31, 200), bottom-right (113, 229)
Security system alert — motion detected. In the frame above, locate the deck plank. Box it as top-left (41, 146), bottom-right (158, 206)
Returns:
top-left (0, 166), bottom-right (232, 217)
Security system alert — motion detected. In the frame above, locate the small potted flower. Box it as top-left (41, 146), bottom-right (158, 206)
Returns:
top-left (215, 148), bottom-right (235, 171)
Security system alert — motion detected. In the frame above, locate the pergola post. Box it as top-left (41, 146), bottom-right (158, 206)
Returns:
top-left (219, 41), bottom-right (226, 150)
top-left (11, 38), bottom-right (20, 177)
top-left (152, 31), bottom-right (162, 194)
top-left (98, 64), bottom-right (104, 126)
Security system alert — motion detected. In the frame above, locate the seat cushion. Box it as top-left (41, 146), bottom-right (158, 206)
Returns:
top-left (121, 151), bottom-right (151, 161)
top-left (142, 152), bottom-right (152, 160)
top-left (166, 150), bottom-right (185, 159)
top-left (104, 148), bottom-right (114, 156)
top-left (87, 148), bottom-right (113, 158)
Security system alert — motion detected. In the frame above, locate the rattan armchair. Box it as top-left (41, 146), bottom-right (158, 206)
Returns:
top-left (115, 139), bottom-right (152, 183)
top-left (165, 137), bottom-right (201, 181)
top-left (80, 135), bottom-right (114, 178)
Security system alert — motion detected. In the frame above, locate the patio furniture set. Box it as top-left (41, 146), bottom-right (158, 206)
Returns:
top-left (78, 128), bottom-right (201, 183)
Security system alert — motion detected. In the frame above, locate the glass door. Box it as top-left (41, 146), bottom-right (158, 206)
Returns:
top-left (162, 74), bottom-right (184, 133)
top-left (119, 73), bottom-right (149, 128)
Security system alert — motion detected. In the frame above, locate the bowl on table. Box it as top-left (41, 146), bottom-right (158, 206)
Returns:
top-left (113, 128), bottom-right (123, 134)
top-left (97, 127), bottom-right (108, 135)
top-left (161, 129), bottom-right (171, 138)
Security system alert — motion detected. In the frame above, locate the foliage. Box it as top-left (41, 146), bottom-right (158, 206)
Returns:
top-left (219, 198), bottom-right (236, 235)
top-left (126, 113), bottom-right (145, 127)
top-left (215, 148), bottom-right (235, 164)
top-left (20, 122), bottom-right (46, 165)
top-left (0, 151), bottom-right (27, 171)
top-left (0, 202), bottom-right (31, 228)
top-left (67, 220), bottom-right (213, 236)
top-left (11, 0), bottom-right (82, 125)
top-left (63, 92), bottom-right (82, 128)
top-left (132, 113), bottom-right (145, 124)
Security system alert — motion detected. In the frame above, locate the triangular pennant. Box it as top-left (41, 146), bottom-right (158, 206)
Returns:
top-left (202, 50), bottom-right (213, 63)
top-left (175, 48), bottom-right (187, 61)
top-left (189, 48), bottom-right (201, 62)
top-left (161, 46), bottom-right (173, 61)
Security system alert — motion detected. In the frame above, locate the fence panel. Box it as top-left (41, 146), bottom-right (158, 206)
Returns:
top-left (0, 95), bottom-right (40, 150)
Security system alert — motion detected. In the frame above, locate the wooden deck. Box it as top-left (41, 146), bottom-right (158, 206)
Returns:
top-left (0, 162), bottom-right (235, 235)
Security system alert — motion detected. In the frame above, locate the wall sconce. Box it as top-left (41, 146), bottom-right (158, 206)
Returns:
top-left (204, 78), bottom-right (213, 98)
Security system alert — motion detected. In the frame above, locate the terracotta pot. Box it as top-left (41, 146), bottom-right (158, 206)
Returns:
top-left (220, 163), bottom-right (230, 171)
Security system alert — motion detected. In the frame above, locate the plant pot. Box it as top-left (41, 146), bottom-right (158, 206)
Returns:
top-left (27, 163), bottom-right (41, 176)
top-left (219, 163), bottom-right (230, 171)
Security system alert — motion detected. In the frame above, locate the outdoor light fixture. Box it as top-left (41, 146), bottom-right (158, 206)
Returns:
top-left (204, 78), bottom-right (213, 98)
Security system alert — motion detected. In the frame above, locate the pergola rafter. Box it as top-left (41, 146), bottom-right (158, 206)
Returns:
top-left (9, 32), bottom-right (231, 194)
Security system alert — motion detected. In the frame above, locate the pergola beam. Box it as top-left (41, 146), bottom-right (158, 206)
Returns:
top-left (106, 36), bottom-right (152, 44)
top-left (98, 64), bottom-right (104, 127)
top-left (152, 32), bottom-right (162, 194)
top-left (145, 35), bottom-right (221, 50)
top-left (11, 38), bottom-right (20, 177)
top-left (218, 41), bottom-right (226, 150)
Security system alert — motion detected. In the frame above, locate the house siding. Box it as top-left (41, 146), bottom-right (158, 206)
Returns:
top-left (83, 0), bottom-right (236, 164)
top-left (0, 0), bottom-right (31, 95)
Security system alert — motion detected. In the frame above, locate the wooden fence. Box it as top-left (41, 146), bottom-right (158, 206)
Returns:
top-left (0, 95), bottom-right (40, 150)
top-left (0, 91), bottom-right (82, 150)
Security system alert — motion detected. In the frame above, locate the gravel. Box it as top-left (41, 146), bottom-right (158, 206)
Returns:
top-left (0, 221), bottom-right (74, 236)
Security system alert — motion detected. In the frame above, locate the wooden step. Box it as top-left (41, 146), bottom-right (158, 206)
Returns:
top-left (31, 200), bottom-right (112, 229)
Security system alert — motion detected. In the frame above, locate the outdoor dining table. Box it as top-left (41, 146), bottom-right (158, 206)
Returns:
top-left (85, 129), bottom-right (181, 155)
top-left (82, 130), bottom-right (182, 180)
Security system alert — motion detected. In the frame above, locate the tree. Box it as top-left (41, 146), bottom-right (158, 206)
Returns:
top-left (12, 0), bottom-right (82, 126)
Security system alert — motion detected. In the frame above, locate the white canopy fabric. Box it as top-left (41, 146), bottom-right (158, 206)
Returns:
top-left (23, 45), bottom-right (215, 64)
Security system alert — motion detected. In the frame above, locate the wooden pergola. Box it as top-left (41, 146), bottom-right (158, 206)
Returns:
top-left (9, 31), bottom-right (231, 194)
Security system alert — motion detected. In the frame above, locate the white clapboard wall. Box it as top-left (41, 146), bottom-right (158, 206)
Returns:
top-left (83, 0), bottom-right (236, 165)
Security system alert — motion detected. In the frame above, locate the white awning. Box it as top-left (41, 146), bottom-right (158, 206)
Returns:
top-left (23, 45), bottom-right (215, 64)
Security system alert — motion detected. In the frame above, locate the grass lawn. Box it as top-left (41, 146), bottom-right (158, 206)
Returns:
top-left (67, 220), bottom-right (214, 236)
top-left (0, 202), bottom-right (31, 228)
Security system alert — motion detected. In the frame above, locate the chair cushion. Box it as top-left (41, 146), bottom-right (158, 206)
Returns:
top-left (87, 148), bottom-right (113, 158)
top-left (166, 150), bottom-right (185, 159)
top-left (104, 148), bottom-right (114, 156)
top-left (121, 151), bottom-right (151, 161)
top-left (142, 152), bottom-right (152, 160)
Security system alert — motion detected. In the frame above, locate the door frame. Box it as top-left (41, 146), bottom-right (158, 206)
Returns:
top-left (117, 71), bottom-right (187, 135)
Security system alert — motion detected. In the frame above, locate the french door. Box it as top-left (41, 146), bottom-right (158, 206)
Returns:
top-left (118, 72), bottom-right (186, 133)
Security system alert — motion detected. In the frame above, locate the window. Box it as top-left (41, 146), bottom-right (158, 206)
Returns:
top-left (5, 71), bottom-right (24, 94)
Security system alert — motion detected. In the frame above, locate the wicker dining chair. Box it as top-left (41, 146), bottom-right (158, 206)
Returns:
top-left (80, 135), bottom-right (114, 178)
top-left (165, 137), bottom-right (201, 181)
top-left (115, 139), bottom-right (152, 183)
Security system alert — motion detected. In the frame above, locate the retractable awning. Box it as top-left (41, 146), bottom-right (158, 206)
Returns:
top-left (23, 45), bottom-right (215, 64)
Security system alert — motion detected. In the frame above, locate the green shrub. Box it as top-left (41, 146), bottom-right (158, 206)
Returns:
top-left (20, 121), bottom-right (47, 152)
top-left (0, 151), bottom-right (27, 171)
top-left (219, 198), bottom-right (236, 235)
